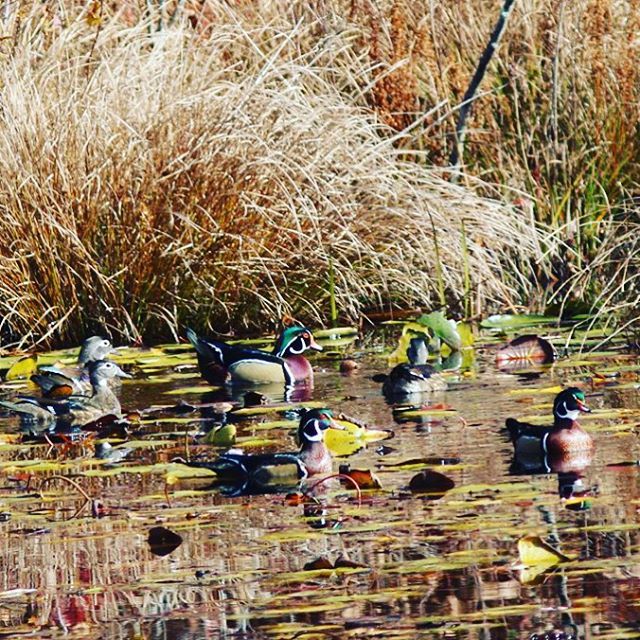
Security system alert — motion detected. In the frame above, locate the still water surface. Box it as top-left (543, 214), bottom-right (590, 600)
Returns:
top-left (0, 327), bottom-right (639, 639)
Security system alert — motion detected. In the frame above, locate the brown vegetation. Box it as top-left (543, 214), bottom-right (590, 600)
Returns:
top-left (0, 0), bottom-right (638, 346)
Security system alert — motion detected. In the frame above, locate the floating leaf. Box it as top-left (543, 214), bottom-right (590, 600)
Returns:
top-left (203, 424), bottom-right (236, 446)
top-left (5, 355), bottom-right (38, 380)
top-left (338, 466), bottom-right (382, 490)
top-left (517, 535), bottom-right (570, 583)
top-left (517, 535), bottom-right (570, 566)
top-left (496, 335), bottom-right (556, 369)
top-left (164, 385), bottom-right (217, 395)
top-left (325, 419), bottom-right (391, 456)
top-left (388, 323), bottom-right (431, 365)
top-left (148, 526), bottom-right (182, 557)
top-left (416, 311), bottom-right (462, 350)
top-left (313, 326), bottom-right (358, 339)
top-left (409, 469), bottom-right (455, 497)
top-left (481, 314), bottom-right (558, 330)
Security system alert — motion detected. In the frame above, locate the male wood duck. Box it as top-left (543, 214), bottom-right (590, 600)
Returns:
top-left (0, 360), bottom-right (131, 426)
top-left (506, 388), bottom-right (593, 468)
top-left (186, 408), bottom-right (343, 492)
top-left (380, 337), bottom-right (447, 397)
top-left (32, 336), bottom-right (117, 398)
top-left (186, 326), bottom-right (322, 386)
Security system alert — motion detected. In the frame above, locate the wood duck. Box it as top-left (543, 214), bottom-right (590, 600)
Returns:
top-left (380, 337), bottom-right (447, 397)
top-left (0, 360), bottom-right (131, 426)
top-left (186, 326), bottom-right (322, 386)
top-left (32, 336), bottom-right (117, 398)
top-left (506, 388), bottom-right (593, 466)
top-left (186, 408), bottom-right (343, 492)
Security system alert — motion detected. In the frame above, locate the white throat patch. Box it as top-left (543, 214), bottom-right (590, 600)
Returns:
top-left (555, 400), bottom-right (579, 421)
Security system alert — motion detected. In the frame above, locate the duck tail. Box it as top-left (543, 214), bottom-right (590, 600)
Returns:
top-left (505, 418), bottom-right (522, 441)
top-left (186, 327), bottom-right (225, 365)
top-left (0, 399), bottom-right (54, 420)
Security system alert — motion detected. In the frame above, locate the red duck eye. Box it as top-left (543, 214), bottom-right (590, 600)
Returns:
top-left (303, 332), bottom-right (310, 339)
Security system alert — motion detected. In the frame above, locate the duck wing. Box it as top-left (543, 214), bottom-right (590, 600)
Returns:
top-left (186, 452), bottom-right (306, 481)
top-left (0, 398), bottom-right (56, 423)
top-left (505, 418), bottom-right (552, 442)
top-left (32, 370), bottom-right (83, 398)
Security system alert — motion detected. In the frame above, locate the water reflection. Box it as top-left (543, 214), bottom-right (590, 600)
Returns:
top-left (0, 336), bottom-right (640, 638)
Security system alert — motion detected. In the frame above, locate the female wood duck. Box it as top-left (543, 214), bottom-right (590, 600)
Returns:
top-left (0, 360), bottom-right (131, 425)
top-left (186, 408), bottom-right (343, 492)
top-left (186, 326), bottom-right (322, 386)
top-left (32, 336), bottom-right (117, 398)
top-left (506, 387), bottom-right (593, 463)
top-left (380, 337), bottom-right (447, 397)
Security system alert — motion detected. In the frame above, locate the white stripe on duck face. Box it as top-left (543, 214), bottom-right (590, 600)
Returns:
top-left (555, 401), bottom-right (580, 421)
top-left (302, 419), bottom-right (324, 442)
top-left (283, 334), bottom-right (306, 355)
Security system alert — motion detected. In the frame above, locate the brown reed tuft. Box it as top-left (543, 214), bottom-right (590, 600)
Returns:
top-left (0, 2), bottom-right (541, 347)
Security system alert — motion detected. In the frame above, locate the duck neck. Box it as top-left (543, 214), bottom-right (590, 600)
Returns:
top-left (299, 440), bottom-right (329, 458)
top-left (90, 378), bottom-right (111, 398)
top-left (553, 416), bottom-right (579, 430)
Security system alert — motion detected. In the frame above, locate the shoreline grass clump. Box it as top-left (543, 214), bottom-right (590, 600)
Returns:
top-left (0, 4), bottom-right (543, 347)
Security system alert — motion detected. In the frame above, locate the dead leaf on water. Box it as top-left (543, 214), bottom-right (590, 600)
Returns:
top-left (409, 470), bottom-right (455, 497)
top-left (148, 526), bottom-right (182, 557)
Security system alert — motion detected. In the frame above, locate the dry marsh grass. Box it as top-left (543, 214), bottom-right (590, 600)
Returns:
top-left (0, 2), bottom-right (544, 346)
top-left (342, 0), bottom-right (640, 326)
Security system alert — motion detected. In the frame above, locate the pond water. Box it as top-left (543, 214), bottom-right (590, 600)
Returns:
top-left (0, 324), bottom-right (640, 639)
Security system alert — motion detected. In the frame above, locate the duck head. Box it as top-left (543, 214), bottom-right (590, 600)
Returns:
top-left (79, 336), bottom-right (116, 365)
top-left (407, 337), bottom-right (429, 365)
top-left (553, 387), bottom-right (590, 424)
top-left (297, 408), bottom-right (343, 445)
top-left (273, 326), bottom-right (322, 358)
top-left (88, 360), bottom-right (132, 388)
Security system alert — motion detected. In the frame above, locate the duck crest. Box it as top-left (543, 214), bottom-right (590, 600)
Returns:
top-left (552, 387), bottom-right (589, 426)
top-left (273, 326), bottom-right (322, 358)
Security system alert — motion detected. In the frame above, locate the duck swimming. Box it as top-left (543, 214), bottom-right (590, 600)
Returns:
top-left (186, 408), bottom-right (343, 492)
top-left (186, 325), bottom-right (322, 386)
top-left (32, 336), bottom-right (117, 398)
top-left (506, 387), bottom-right (593, 473)
top-left (380, 337), bottom-right (447, 398)
top-left (0, 360), bottom-right (131, 426)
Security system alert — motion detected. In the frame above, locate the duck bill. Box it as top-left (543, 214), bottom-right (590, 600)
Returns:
top-left (308, 335), bottom-right (323, 352)
top-left (577, 399), bottom-right (591, 413)
top-left (328, 418), bottom-right (345, 430)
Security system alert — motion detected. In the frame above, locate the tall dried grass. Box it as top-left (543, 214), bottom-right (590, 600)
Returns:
top-left (342, 0), bottom-right (640, 326)
top-left (0, 2), bottom-right (543, 346)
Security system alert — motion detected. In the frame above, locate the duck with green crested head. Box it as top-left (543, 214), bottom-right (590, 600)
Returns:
top-left (186, 325), bottom-right (322, 387)
top-left (506, 388), bottom-right (593, 467)
top-left (185, 408), bottom-right (344, 493)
